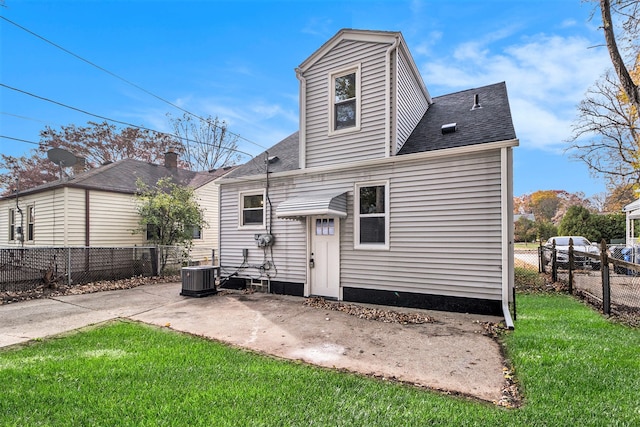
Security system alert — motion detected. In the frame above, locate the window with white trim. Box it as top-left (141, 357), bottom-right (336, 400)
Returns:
top-left (239, 190), bottom-right (265, 228)
top-left (355, 182), bottom-right (389, 249)
top-left (329, 65), bottom-right (361, 134)
top-left (26, 205), bottom-right (34, 241)
top-left (186, 225), bottom-right (202, 240)
top-left (8, 208), bottom-right (15, 241)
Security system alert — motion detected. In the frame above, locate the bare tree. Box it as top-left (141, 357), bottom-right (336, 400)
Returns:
top-left (40, 121), bottom-right (179, 167)
top-left (568, 69), bottom-right (639, 188)
top-left (599, 0), bottom-right (640, 112)
top-left (168, 113), bottom-right (241, 171)
top-left (0, 121), bottom-right (180, 194)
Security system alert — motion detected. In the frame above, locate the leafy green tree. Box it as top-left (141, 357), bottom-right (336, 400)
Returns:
top-left (558, 205), bottom-right (593, 237)
top-left (558, 205), bottom-right (625, 243)
top-left (589, 212), bottom-right (626, 243)
top-left (134, 177), bottom-right (207, 272)
top-left (536, 221), bottom-right (558, 242)
top-left (514, 217), bottom-right (537, 242)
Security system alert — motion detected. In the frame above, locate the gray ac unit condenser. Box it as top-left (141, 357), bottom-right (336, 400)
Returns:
top-left (180, 266), bottom-right (219, 297)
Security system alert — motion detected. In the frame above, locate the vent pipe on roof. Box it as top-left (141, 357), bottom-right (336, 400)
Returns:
top-left (441, 123), bottom-right (457, 134)
top-left (471, 93), bottom-right (482, 110)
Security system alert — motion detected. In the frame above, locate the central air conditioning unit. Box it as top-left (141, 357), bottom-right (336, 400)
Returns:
top-left (180, 266), bottom-right (219, 297)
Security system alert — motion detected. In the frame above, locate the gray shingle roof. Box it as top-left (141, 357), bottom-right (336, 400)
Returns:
top-left (223, 82), bottom-right (515, 179)
top-left (398, 82), bottom-right (516, 155)
top-left (5, 159), bottom-right (232, 199)
top-left (224, 131), bottom-right (300, 179)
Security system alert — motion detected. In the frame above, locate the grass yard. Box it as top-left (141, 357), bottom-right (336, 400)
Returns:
top-left (1, 295), bottom-right (639, 426)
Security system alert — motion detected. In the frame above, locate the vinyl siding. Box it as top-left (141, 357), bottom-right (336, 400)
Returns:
top-left (0, 187), bottom-right (86, 246)
top-left (341, 153), bottom-right (503, 300)
top-left (88, 190), bottom-right (144, 247)
top-left (395, 47), bottom-right (430, 153)
top-left (219, 149), bottom-right (505, 301)
top-left (219, 179), bottom-right (306, 283)
top-left (303, 39), bottom-right (390, 168)
top-left (190, 181), bottom-right (219, 264)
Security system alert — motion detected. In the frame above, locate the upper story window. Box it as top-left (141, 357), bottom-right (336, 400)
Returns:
top-left (239, 190), bottom-right (265, 229)
top-left (354, 181), bottom-right (389, 250)
top-left (329, 64), bottom-right (361, 135)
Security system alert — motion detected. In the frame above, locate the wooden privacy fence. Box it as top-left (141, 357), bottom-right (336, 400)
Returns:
top-left (540, 239), bottom-right (640, 318)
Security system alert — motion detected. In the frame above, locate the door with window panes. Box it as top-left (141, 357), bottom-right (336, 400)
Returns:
top-left (310, 216), bottom-right (340, 298)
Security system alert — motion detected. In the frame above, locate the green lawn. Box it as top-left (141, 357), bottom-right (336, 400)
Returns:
top-left (1, 295), bottom-right (639, 426)
top-left (514, 242), bottom-right (540, 250)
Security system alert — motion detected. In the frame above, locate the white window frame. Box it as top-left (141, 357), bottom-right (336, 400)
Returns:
top-left (8, 208), bottom-right (15, 241)
top-left (354, 180), bottom-right (389, 250)
top-left (26, 205), bottom-right (34, 241)
top-left (238, 190), bottom-right (266, 230)
top-left (188, 225), bottom-right (202, 240)
top-left (328, 63), bottom-right (362, 136)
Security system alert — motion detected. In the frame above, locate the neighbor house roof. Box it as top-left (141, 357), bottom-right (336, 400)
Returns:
top-left (224, 82), bottom-right (516, 179)
top-left (3, 158), bottom-right (234, 199)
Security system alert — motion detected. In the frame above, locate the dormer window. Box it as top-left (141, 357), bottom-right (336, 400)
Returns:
top-left (329, 64), bottom-right (361, 134)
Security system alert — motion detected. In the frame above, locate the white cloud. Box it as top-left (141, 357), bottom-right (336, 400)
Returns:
top-left (420, 33), bottom-right (610, 151)
top-left (561, 18), bottom-right (577, 28)
top-left (301, 17), bottom-right (335, 38)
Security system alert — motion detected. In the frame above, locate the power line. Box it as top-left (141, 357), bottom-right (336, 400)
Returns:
top-left (0, 135), bottom-right (39, 146)
top-left (0, 83), bottom-right (257, 159)
top-left (0, 15), bottom-right (268, 150)
top-left (0, 111), bottom-right (50, 124)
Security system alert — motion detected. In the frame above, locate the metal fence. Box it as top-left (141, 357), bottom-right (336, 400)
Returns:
top-left (0, 246), bottom-right (197, 293)
top-left (537, 240), bottom-right (640, 319)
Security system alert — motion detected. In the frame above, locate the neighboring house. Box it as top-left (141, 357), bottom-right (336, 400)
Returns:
top-left (622, 199), bottom-right (640, 246)
top-left (0, 151), bottom-right (230, 264)
top-left (514, 213), bottom-right (535, 223)
top-left (218, 29), bottom-right (518, 325)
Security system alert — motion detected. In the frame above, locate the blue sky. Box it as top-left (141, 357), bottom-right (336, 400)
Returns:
top-left (0, 0), bottom-right (614, 198)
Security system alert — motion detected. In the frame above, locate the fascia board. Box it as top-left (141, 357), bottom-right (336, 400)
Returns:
top-left (221, 138), bottom-right (520, 185)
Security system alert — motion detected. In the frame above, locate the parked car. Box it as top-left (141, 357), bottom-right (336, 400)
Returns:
top-left (543, 236), bottom-right (601, 270)
top-left (609, 245), bottom-right (639, 275)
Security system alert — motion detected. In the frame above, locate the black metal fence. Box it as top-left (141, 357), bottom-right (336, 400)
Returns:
top-left (0, 246), bottom-right (162, 292)
top-left (539, 239), bottom-right (640, 319)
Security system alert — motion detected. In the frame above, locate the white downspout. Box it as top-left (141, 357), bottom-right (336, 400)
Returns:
top-left (385, 36), bottom-right (399, 157)
top-left (501, 147), bottom-right (515, 329)
top-left (295, 67), bottom-right (306, 169)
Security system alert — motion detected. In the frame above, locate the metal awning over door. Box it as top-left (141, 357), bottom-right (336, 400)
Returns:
top-left (276, 191), bottom-right (348, 219)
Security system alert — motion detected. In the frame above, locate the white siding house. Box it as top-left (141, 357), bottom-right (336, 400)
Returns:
top-left (218, 29), bottom-right (518, 325)
top-left (1, 153), bottom-right (229, 265)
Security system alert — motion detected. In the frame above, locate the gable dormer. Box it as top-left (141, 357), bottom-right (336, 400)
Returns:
top-left (296, 29), bottom-right (431, 169)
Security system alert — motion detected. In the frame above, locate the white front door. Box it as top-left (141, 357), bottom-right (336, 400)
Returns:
top-left (310, 216), bottom-right (340, 299)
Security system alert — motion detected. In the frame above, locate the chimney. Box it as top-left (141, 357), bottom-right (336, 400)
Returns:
top-left (73, 157), bottom-right (86, 175)
top-left (164, 150), bottom-right (178, 169)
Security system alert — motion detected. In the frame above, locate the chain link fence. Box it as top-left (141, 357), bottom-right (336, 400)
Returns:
top-left (538, 240), bottom-right (640, 320)
top-left (0, 245), bottom-right (204, 293)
